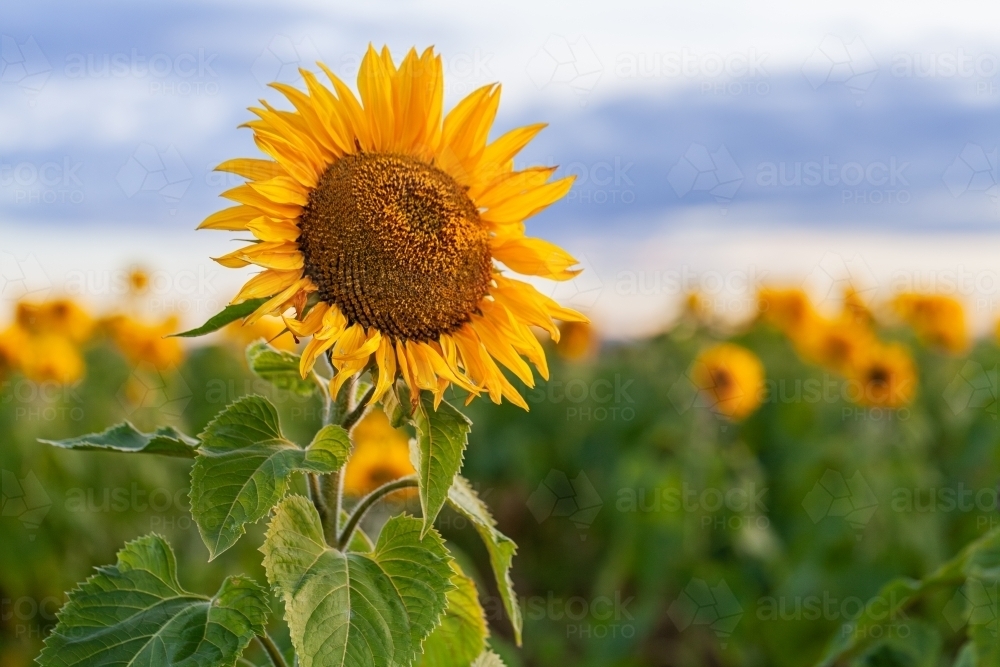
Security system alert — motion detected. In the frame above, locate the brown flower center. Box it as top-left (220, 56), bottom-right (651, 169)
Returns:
top-left (298, 152), bottom-right (492, 341)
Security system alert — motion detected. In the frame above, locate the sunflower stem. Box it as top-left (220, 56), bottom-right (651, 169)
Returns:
top-left (342, 386), bottom-right (376, 432)
top-left (306, 473), bottom-right (329, 539)
top-left (256, 633), bottom-right (289, 667)
top-left (337, 475), bottom-right (418, 551)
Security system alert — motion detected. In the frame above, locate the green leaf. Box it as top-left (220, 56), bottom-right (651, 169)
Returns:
top-left (411, 392), bottom-right (471, 535)
top-left (171, 298), bottom-right (268, 338)
top-left (447, 476), bottom-right (522, 645)
top-left (247, 340), bottom-right (317, 397)
top-left (40, 423), bottom-right (198, 458)
top-left (472, 651), bottom-right (507, 667)
top-left (261, 496), bottom-right (453, 667)
top-left (191, 395), bottom-right (349, 559)
top-left (38, 534), bottom-right (268, 667)
top-left (417, 561), bottom-right (487, 667)
top-left (816, 527), bottom-right (1000, 667)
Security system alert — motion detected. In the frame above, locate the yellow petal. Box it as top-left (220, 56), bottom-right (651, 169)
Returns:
top-left (221, 184), bottom-right (303, 219)
top-left (253, 133), bottom-right (320, 189)
top-left (247, 217), bottom-right (301, 242)
top-left (471, 313), bottom-right (534, 387)
top-left (372, 336), bottom-right (397, 403)
top-left (480, 176), bottom-right (574, 227)
top-left (318, 62), bottom-right (373, 151)
top-left (248, 176), bottom-right (310, 207)
top-left (492, 236), bottom-right (581, 281)
top-left (215, 158), bottom-right (286, 182)
top-left (198, 205), bottom-right (259, 231)
top-left (300, 335), bottom-right (336, 378)
top-left (475, 167), bottom-right (556, 210)
top-left (232, 269), bottom-right (302, 303)
top-left (283, 301), bottom-right (329, 337)
top-left (471, 123), bottom-right (547, 192)
top-left (357, 44), bottom-right (394, 151)
top-left (246, 277), bottom-right (310, 324)
top-left (269, 81), bottom-right (342, 157)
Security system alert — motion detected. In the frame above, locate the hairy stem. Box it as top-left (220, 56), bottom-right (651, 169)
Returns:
top-left (256, 633), bottom-right (289, 667)
top-left (320, 470), bottom-right (340, 543)
top-left (306, 473), bottom-right (329, 539)
top-left (342, 386), bottom-right (376, 432)
top-left (337, 475), bottom-right (418, 550)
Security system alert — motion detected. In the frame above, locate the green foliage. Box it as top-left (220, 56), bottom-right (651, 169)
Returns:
top-left (40, 423), bottom-right (198, 457)
top-left (246, 340), bottom-right (318, 397)
top-left (190, 395), bottom-right (349, 559)
top-left (411, 391), bottom-right (472, 534)
top-left (261, 496), bottom-right (453, 667)
top-left (417, 561), bottom-right (488, 667)
top-left (37, 534), bottom-right (268, 667)
top-left (447, 475), bottom-right (522, 645)
top-left (171, 298), bottom-right (269, 338)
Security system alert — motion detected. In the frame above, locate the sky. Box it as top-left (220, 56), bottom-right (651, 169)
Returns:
top-left (3, 0), bottom-right (1000, 337)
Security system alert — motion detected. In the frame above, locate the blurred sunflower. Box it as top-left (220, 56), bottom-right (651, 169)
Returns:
top-left (556, 321), bottom-right (598, 361)
top-left (758, 288), bottom-right (817, 336)
top-left (690, 343), bottom-right (764, 421)
top-left (127, 267), bottom-right (150, 296)
top-left (200, 44), bottom-right (586, 409)
top-left (842, 286), bottom-right (874, 326)
top-left (892, 293), bottom-right (968, 354)
top-left (342, 407), bottom-right (415, 496)
top-left (16, 298), bottom-right (93, 343)
top-left (849, 342), bottom-right (916, 408)
top-left (19, 333), bottom-right (85, 384)
top-left (105, 315), bottom-right (184, 370)
top-left (797, 317), bottom-right (877, 375)
top-left (223, 315), bottom-right (296, 352)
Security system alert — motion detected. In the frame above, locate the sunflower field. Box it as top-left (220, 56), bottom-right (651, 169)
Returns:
top-left (2, 283), bottom-right (998, 667)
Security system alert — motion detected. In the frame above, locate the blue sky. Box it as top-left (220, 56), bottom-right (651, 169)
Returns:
top-left (4, 0), bottom-right (1000, 336)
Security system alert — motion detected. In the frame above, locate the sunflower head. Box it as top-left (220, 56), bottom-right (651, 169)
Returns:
top-left (849, 342), bottom-right (916, 408)
top-left (105, 315), bottom-right (184, 370)
top-left (797, 317), bottom-right (876, 375)
top-left (201, 45), bottom-right (586, 409)
top-left (758, 288), bottom-right (817, 336)
top-left (19, 334), bottom-right (85, 384)
top-left (690, 343), bottom-right (765, 421)
top-left (16, 298), bottom-right (93, 343)
top-left (342, 408), bottom-right (416, 497)
top-left (892, 293), bottom-right (968, 354)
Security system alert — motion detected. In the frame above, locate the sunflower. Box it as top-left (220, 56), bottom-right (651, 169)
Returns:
top-left (19, 333), bottom-right (85, 384)
top-left (556, 321), bottom-right (597, 361)
top-left (848, 342), bottom-right (916, 408)
top-left (342, 408), bottom-right (416, 496)
top-left (223, 315), bottom-right (297, 352)
top-left (757, 288), bottom-right (817, 337)
top-left (16, 298), bottom-right (93, 343)
top-left (892, 293), bottom-right (968, 354)
top-left (796, 317), bottom-right (877, 376)
top-left (105, 315), bottom-right (184, 370)
top-left (690, 343), bottom-right (764, 421)
top-left (200, 45), bottom-right (586, 409)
